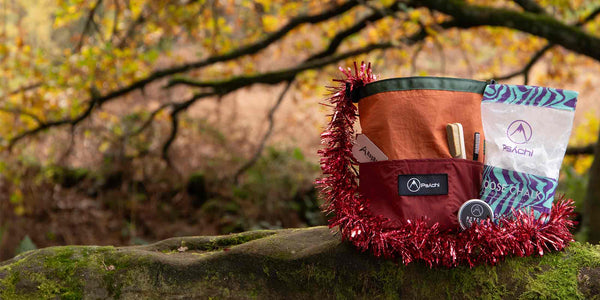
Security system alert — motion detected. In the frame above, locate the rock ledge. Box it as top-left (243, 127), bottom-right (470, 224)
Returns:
top-left (1, 226), bottom-right (599, 299)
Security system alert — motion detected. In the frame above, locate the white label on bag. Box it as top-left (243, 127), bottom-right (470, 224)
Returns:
top-left (352, 134), bottom-right (388, 163)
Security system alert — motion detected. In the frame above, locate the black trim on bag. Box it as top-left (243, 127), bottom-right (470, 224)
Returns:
top-left (353, 76), bottom-right (488, 103)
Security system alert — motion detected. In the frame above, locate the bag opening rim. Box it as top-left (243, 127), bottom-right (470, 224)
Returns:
top-left (355, 76), bottom-right (488, 102)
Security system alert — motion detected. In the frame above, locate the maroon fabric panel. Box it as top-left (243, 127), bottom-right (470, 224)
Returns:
top-left (359, 159), bottom-right (483, 231)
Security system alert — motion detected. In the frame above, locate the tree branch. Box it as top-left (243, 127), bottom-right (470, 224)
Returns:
top-left (8, 90), bottom-right (100, 149)
top-left (7, 82), bottom-right (42, 95)
top-left (576, 6), bottom-right (600, 26)
top-left (566, 144), bottom-right (596, 156)
top-left (58, 125), bottom-right (77, 164)
top-left (116, 4), bottom-right (148, 48)
top-left (106, 0), bottom-right (357, 98)
top-left (110, 0), bottom-right (120, 41)
top-left (167, 17), bottom-right (455, 93)
top-left (495, 4), bottom-right (600, 83)
top-left (160, 18), bottom-right (449, 165)
top-left (308, 1), bottom-right (401, 61)
top-left (410, 0), bottom-right (600, 61)
top-left (513, 0), bottom-right (546, 14)
top-left (233, 80), bottom-right (294, 184)
top-left (0, 107), bottom-right (43, 125)
top-left (166, 33), bottom-right (428, 93)
top-left (128, 103), bottom-right (172, 137)
top-left (162, 112), bottom-right (179, 166)
top-left (494, 43), bottom-right (553, 83)
top-left (162, 2), bottom-right (417, 170)
top-left (75, 0), bottom-right (104, 53)
top-left (161, 92), bottom-right (215, 163)
top-left (7, 1), bottom-right (359, 148)
top-left (169, 44), bottom-right (387, 89)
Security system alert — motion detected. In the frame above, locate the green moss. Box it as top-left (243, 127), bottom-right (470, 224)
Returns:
top-left (517, 243), bottom-right (600, 299)
top-left (39, 247), bottom-right (84, 299)
top-left (0, 247), bottom-right (84, 299)
top-left (373, 262), bottom-right (405, 298)
top-left (0, 246), bottom-right (120, 299)
top-left (394, 243), bottom-right (600, 299)
top-left (195, 230), bottom-right (276, 251)
top-left (0, 271), bottom-right (21, 299)
top-left (257, 242), bottom-right (600, 299)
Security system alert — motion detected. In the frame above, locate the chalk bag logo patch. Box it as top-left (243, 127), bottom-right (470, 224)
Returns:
top-left (398, 174), bottom-right (448, 196)
top-left (407, 178), bottom-right (421, 192)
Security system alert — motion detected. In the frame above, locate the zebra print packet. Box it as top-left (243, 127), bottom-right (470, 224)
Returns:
top-left (479, 84), bottom-right (578, 218)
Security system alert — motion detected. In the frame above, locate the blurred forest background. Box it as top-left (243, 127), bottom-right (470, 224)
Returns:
top-left (1, 0), bottom-right (600, 260)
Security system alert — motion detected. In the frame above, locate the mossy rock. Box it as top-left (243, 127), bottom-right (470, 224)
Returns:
top-left (1, 226), bottom-right (600, 299)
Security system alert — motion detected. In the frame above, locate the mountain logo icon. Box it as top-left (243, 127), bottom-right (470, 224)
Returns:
top-left (470, 204), bottom-right (484, 217)
top-left (507, 120), bottom-right (533, 144)
top-left (407, 178), bottom-right (421, 192)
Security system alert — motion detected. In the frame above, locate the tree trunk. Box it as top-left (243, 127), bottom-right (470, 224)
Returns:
top-left (1, 226), bottom-right (599, 299)
top-left (585, 130), bottom-right (600, 243)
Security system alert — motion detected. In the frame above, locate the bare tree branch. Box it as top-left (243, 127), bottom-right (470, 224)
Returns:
top-left (8, 89), bottom-right (100, 149)
top-left (233, 80), bottom-right (294, 184)
top-left (494, 43), bottom-right (553, 83)
top-left (116, 4), bottom-right (148, 48)
top-left (110, 0), bottom-right (120, 41)
top-left (410, 0), bottom-right (600, 61)
top-left (160, 26), bottom-right (404, 161)
top-left (410, 42), bottom-right (424, 75)
top-left (7, 82), bottom-right (42, 95)
top-left (161, 1), bottom-right (424, 169)
top-left (159, 19), bottom-right (447, 164)
top-left (117, 1), bottom-right (209, 48)
top-left (75, 0), bottom-right (104, 53)
top-left (495, 4), bottom-right (600, 83)
top-left (170, 44), bottom-right (389, 88)
top-left (163, 7), bottom-right (449, 172)
top-left (0, 107), bottom-right (43, 125)
top-left (7, 1), bottom-right (359, 148)
top-left (432, 34), bottom-right (446, 73)
top-left (58, 125), bottom-right (76, 164)
top-left (566, 144), bottom-right (596, 156)
top-left (308, 1), bottom-right (402, 61)
top-left (128, 102), bottom-right (172, 137)
top-left (513, 0), bottom-right (547, 14)
top-left (162, 112), bottom-right (179, 167)
top-left (576, 6), bottom-right (600, 26)
top-left (161, 92), bottom-right (216, 163)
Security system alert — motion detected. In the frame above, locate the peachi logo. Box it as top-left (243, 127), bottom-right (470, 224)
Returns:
top-left (406, 177), bottom-right (440, 193)
top-left (407, 178), bottom-right (421, 192)
top-left (470, 204), bottom-right (484, 217)
top-left (507, 120), bottom-right (532, 144)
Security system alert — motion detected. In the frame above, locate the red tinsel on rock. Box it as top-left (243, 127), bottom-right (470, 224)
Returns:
top-left (316, 62), bottom-right (575, 268)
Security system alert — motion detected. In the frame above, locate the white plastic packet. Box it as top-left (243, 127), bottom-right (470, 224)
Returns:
top-left (479, 84), bottom-right (578, 217)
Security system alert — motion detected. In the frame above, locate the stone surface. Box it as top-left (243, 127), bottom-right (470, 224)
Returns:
top-left (1, 226), bottom-right (600, 299)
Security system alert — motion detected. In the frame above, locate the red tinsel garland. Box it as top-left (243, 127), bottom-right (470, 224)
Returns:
top-left (316, 62), bottom-right (575, 268)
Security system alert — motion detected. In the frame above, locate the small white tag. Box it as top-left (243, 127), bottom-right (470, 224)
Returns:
top-left (352, 134), bottom-right (388, 163)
